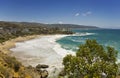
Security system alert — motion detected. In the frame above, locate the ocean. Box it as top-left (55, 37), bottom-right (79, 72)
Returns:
top-left (57, 29), bottom-right (120, 61)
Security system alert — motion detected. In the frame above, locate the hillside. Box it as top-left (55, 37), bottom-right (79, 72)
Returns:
top-left (46, 24), bottom-right (99, 29)
top-left (0, 21), bottom-right (73, 43)
top-left (0, 21), bottom-right (99, 29)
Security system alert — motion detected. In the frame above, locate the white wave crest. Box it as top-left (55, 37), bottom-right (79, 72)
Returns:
top-left (71, 39), bottom-right (85, 43)
top-left (73, 32), bottom-right (96, 36)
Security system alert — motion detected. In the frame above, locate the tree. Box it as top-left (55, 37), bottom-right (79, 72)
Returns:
top-left (63, 40), bottom-right (118, 78)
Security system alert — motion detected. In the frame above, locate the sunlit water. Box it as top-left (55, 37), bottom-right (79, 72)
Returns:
top-left (57, 29), bottom-right (120, 62)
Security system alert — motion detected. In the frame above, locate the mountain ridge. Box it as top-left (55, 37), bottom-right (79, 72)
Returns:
top-left (0, 21), bottom-right (99, 29)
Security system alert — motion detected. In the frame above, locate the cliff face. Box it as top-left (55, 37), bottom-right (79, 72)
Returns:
top-left (0, 52), bottom-right (36, 78)
top-left (0, 51), bottom-right (50, 78)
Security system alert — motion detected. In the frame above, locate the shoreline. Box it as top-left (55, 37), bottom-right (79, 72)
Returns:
top-left (0, 35), bottom-right (40, 54)
top-left (1, 34), bottom-right (75, 77)
top-left (10, 35), bottom-right (69, 66)
top-left (10, 34), bottom-right (74, 77)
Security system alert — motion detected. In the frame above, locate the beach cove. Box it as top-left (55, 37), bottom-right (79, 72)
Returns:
top-left (1, 29), bottom-right (120, 78)
top-left (9, 35), bottom-right (75, 77)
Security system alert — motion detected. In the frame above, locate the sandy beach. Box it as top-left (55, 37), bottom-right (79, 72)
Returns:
top-left (0, 35), bottom-right (40, 54)
top-left (9, 35), bottom-right (75, 77)
top-left (0, 34), bottom-right (70, 77)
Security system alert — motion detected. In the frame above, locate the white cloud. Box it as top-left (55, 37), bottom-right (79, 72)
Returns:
top-left (74, 11), bottom-right (92, 17)
top-left (75, 13), bottom-right (80, 16)
top-left (82, 11), bottom-right (92, 16)
top-left (58, 21), bottom-right (63, 24)
top-left (86, 11), bottom-right (92, 15)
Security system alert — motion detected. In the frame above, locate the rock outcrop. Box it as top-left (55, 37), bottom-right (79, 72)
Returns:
top-left (36, 64), bottom-right (49, 78)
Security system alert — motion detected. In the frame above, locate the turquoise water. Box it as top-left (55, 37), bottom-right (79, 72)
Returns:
top-left (56, 29), bottom-right (120, 60)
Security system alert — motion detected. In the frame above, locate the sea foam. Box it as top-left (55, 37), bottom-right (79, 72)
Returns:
top-left (73, 32), bottom-right (96, 36)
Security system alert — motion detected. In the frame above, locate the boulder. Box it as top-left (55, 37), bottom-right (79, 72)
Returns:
top-left (36, 64), bottom-right (49, 69)
top-left (41, 70), bottom-right (48, 78)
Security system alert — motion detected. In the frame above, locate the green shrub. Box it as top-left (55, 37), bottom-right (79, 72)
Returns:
top-left (63, 40), bottom-right (118, 78)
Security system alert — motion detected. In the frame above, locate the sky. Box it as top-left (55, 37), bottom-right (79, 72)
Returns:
top-left (0, 0), bottom-right (120, 28)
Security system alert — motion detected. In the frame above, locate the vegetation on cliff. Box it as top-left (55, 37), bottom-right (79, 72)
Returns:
top-left (62, 40), bottom-right (118, 78)
top-left (0, 51), bottom-right (49, 78)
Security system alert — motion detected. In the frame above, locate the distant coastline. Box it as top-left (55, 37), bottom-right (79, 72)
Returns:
top-left (0, 21), bottom-right (99, 29)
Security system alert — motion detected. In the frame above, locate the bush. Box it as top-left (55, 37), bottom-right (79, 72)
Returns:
top-left (63, 40), bottom-right (118, 78)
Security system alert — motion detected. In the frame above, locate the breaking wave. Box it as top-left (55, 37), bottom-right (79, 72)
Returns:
top-left (73, 32), bottom-right (96, 36)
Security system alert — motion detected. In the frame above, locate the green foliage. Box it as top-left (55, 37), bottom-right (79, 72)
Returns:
top-left (63, 39), bottom-right (118, 78)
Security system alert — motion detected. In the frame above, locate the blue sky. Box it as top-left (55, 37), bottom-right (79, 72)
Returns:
top-left (0, 0), bottom-right (120, 28)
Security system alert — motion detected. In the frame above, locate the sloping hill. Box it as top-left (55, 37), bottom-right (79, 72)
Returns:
top-left (46, 24), bottom-right (98, 29)
top-left (0, 21), bottom-right (99, 29)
